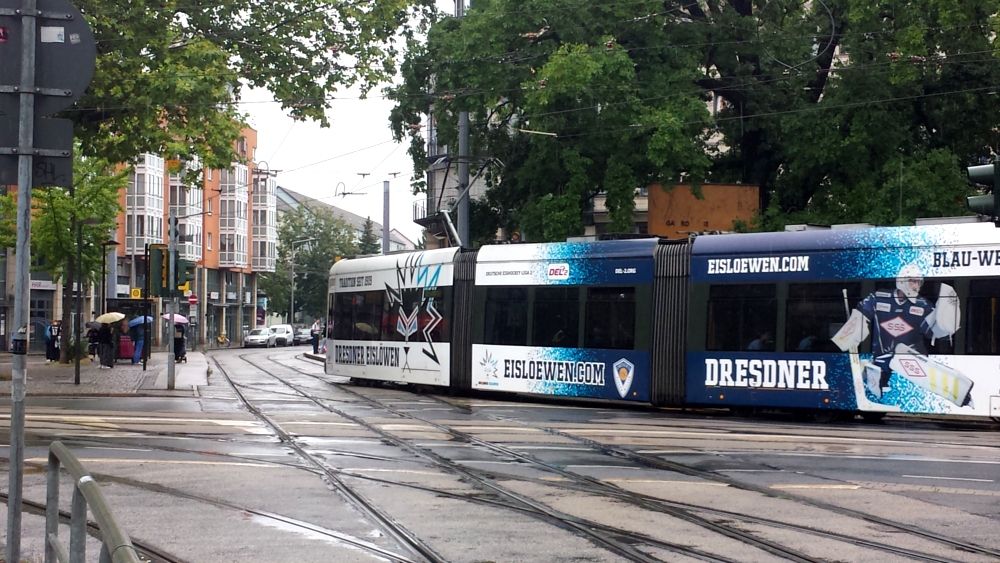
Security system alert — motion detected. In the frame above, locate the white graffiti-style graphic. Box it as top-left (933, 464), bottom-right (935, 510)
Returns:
top-left (386, 253), bottom-right (444, 368)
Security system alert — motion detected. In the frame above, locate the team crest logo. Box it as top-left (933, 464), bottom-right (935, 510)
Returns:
top-left (613, 358), bottom-right (634, 398)
top-left (480, 351), bottom-right (498, 378)
top-left (386, 253), bottom-right (445, 369)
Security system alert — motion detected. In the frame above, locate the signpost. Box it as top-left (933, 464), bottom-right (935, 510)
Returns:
top-left (0, 1), bottom-right (94, 560)
top-left (189, 293), bottom-right (198, 306)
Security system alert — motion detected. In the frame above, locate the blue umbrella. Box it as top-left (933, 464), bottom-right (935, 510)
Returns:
top-left (127, 316), bottom-right (153, 327)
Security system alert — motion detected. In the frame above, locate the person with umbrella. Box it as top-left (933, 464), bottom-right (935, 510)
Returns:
top-left (95, 312), bottom-right (125, 369)
top-left (127, 316), bottom-right (152, 364)
top-left (164, 314), bottom-right (188, 362)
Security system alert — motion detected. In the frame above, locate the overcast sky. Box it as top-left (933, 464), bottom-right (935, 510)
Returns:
top-left (241, 85), bottom-right (423, 244)
top-left (240, 2), bottom-right (457, 246)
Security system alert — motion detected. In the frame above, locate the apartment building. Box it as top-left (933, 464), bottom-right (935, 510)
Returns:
top-left (113, 127), bottom-right (278, 346)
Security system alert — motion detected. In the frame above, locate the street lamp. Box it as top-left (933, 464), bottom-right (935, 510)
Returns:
top-left (100, 237), bottom-right (120, 316)
top-left (289, 238), bottom-right (316, 325)
top-left (75, 218), bottom-right (100, 385)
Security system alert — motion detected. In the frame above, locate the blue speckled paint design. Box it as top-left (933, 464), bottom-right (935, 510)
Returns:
top-left (865, 371), bottom-right (951, 414)
top-left (692, 224), bottom-right (1000, 282)
top-left (472, 344), bottom-right (650, 402)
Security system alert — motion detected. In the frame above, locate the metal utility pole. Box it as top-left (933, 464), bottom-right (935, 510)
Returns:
top-left (7, 4), bottom-right (37, 557)
top-left (453, 0), bottom-right (470, 248)
top-left (457, 112), bottom-right (470, 248)
top-left (289, 238), bottom-right (315, 325)
top-left (1, 2), bottom-right (95, 560)
top-left (383, 180), bottom-right (390, 254)
top-left (166, 212), bottom-right (176, 390)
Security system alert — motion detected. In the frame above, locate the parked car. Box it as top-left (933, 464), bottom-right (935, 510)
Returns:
top-left (293, 327), bottom-right (312, 345)
top-left (270, 324), bottom-right (294, 346)
top-left (244, 328), bottom-right (277, 348)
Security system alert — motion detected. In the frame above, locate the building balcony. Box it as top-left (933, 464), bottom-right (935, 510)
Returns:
top-left (251, 256), bottom-right (276, 273)
top-left (219, 252), bottom-right (248, 269)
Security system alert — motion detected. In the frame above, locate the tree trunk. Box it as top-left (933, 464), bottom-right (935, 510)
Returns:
top-left (59, 253), bottom-right (74, 363)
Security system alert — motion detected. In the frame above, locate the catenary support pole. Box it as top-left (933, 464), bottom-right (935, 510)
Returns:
top-left (75, 222), bottom-right (82, 385)
top-left (8, 1), bottom-right (38, 560)
top-left (166, 212), bottom-right (176, 390)
top-left (383, 180), bottom-right (390, 254)
top-left (457, 111), bottom-right (470, 248)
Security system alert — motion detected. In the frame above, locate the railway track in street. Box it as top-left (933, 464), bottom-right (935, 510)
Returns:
top-left (254, 352), bottom-right (1000, 563)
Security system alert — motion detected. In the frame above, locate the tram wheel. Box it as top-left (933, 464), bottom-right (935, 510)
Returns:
top-left (811, 410), bottom-right (843, 424)
top-left (860, 411), bottom-right (887, 423)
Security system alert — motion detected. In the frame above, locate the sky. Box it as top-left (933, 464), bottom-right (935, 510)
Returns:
top-left (241, 85), bottom-right (423, 245)
top-left (239, 0), bottom-right (457, 246)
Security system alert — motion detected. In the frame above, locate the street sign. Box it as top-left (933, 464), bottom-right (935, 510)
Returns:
top-left (189, 294), bottom-right (198, 306)
top-left (130, 288), bottom-right (141, 299)
top-left (0, 115), bottom-right (72, 186)
top-left (0, 0), bottom-right (97, 116)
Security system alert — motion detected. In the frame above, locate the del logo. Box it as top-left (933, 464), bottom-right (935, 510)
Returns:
top-left (879, 316), bottom-right (913, 338)
top-left (547, 263), bottom-right (570, 280)
top-left (613, 358), bottom-right (634, 398)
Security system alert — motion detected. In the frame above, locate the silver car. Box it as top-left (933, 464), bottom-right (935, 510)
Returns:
top-left (244, 327), bottom-right (277, 348)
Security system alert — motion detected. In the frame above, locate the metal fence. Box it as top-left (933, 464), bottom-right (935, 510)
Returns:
top-left (45, 441), bottom-right (140, 563)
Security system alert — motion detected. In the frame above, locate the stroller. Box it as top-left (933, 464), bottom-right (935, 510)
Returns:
top-left (174, 324), bottom-right (187, 363)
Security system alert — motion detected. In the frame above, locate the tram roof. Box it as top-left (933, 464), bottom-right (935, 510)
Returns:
top-left (476, 238), bottom-right (660, 262)
top-left (692, 222), bottom-right (1000, 255)
top-left (328, 247), bottom-right (460, 277)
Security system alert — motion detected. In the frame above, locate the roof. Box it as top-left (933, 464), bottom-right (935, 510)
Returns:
top-left (276, 186), bottom-right (382, 233)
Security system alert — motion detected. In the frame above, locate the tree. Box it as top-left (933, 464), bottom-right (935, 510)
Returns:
top-left (72, 0), bottom-right (436, 171)
top-left (390, 0), bottom-right (999, 236)
top-left (0, 149), bottom-right (127, 361)
top-left (358, 217), bottom-right (382, 255)
top-left (259, 205), bottom-right (359, 323)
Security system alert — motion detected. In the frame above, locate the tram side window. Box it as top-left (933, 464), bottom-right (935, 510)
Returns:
top-left (785, 283), bottom-right (861, 352)
top-left (343, 291), bottom-right (385, 342)
top-left (484, 287), bottom-right (528, 345)
top-left (584, 287), bottom-right (635, 350)
top-left (706, 284), bottom-right (777, 352)
top-left (532, 287), bottom-right (579, 348)
top-left (966, 279), bottom-right (1000, 355)
top-left (333, 293), bottom-right (354, 340)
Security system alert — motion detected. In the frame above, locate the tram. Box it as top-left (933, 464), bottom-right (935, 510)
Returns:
top-left (326, 223), bottom-right (1000, 420)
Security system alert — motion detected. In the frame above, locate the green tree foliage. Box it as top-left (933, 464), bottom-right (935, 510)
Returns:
top-left (74, 0), bottom-right (435, 170)
top-left (359, 217), bottom-right (382, 254)
top-left (259, 205), bottom-right (358, 323)
top-left (0, 149), bottom-right (126, 361)
top-left (390, 0), bottom-right (998, 236)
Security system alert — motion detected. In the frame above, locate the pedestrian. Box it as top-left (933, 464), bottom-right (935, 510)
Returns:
top-left (310, 318), bottom-right (321, 354)
top-left (45, 320), bottom-right (57, 362)
top-left (86, 325), bottom-right (99, 361)
top-left (174, 323), bottom-right (186, 361)
top-left (131, 322), bottom-right (145, 364)
top-left (97, 323), bottom-right (114, 369)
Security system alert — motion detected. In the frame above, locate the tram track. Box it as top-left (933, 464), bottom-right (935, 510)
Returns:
top-left (210, 356), bottom-right (449, 563)
top-left (279, 352), bottom-right (999, 563)
top-left (246, 353), bottom-right (919, 563)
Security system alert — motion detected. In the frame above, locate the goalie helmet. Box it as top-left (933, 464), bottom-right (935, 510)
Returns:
top-left (896, 264), bottom-right (923, 300)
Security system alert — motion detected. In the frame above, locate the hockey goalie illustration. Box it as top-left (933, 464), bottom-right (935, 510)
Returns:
top-left (832, 264), bottom-right (974, 409)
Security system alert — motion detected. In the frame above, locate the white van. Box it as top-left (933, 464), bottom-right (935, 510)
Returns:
top-left (269, 324), bottom-right (294, 346)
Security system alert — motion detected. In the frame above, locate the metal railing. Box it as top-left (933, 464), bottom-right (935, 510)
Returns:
top-left (45, 441), bottom-right (141, 563)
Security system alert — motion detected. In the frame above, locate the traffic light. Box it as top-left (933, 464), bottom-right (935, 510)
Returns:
top-left (150, 246), bottom-right (167, 297)
top-left (967, 157), bottom-right (1000, 218)
top-left (176, 258), bottom-right (195, 293)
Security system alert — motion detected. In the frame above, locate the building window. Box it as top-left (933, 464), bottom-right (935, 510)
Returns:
top-left (207, 232), bottom-right (212, 250)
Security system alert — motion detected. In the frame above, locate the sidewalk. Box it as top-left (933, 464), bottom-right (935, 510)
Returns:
top-left (0, 348), bottom-right (209, 396)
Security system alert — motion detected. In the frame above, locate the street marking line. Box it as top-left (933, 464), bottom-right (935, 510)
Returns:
top-left (342, 469), bottom-right (443, 476)
top-left (902, 475), bottom-right (994, 483)
top-left (716, 469), bottom-right (784, 473)
top-left (26, 458), bottom-right (276, 468)
top-left (771, 484), bottom-right (860, 490)
top-left (603, 479), bottom-right (729, 486)
top-left (851, 480), bottom-right (1000, 496)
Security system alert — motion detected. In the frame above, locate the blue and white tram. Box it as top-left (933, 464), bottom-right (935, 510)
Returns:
top-left (327, 224), bottom-right (1000, 420)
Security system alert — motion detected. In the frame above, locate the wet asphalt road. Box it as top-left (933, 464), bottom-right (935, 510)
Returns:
top-left (0, 346), bottom-right (998, 563)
